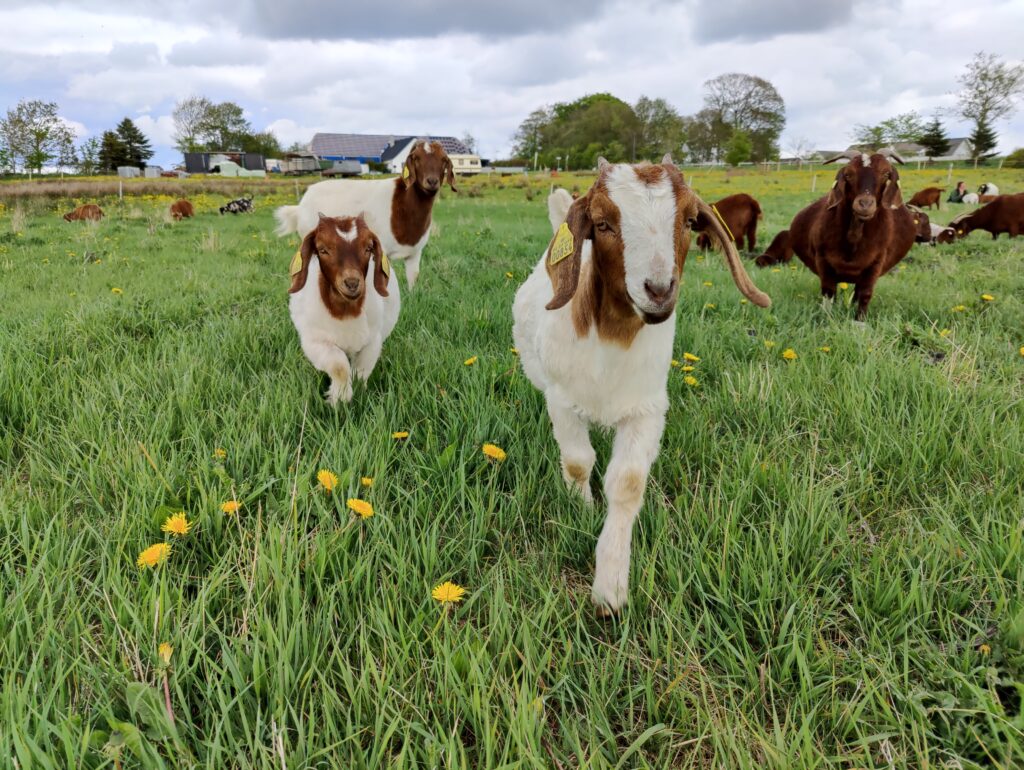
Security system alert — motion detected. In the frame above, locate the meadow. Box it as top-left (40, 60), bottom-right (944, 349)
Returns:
top-left (1, 164), bottom-right (1023, 769)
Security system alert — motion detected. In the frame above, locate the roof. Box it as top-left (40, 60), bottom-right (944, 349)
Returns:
top-left (311, 133), bottom-right (475, 161)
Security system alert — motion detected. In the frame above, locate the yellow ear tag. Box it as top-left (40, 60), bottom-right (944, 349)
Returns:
top-left (380, 251), bottom-right (391, 278)
top-left (548, 222), bottom-right (574, 266)
top-left (289, 249), bottom-right (302, 276)
top-left (402, 165), bottom-right (410, 180)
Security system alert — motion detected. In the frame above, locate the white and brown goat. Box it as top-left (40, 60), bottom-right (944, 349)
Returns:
top-left (513, 156), bottom-right (770, 614)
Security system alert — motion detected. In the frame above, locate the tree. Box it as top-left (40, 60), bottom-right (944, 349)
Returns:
top-left (285, 140), bottom-right (308, 153)
top-left (198, 101), bottom-right (251, 149)
top-left (76, 137), bottom-right (101, 175)
top-left (511, 107), bottom-right (550, 164)
top-left (700, 73), bottom-right (786, 162)
top-left (1004, 147), bottom-right (1024, 168)
top-left (724, 129), bottom-right (752, 166)
top-left (852, 112), bottom-right (923, 150)
top-left (0, 145), bottom-right (12, 174)
top-left (239, 130), bottom-right (282, 157)
top-left (682, 108), bottom-right (730, 163)
top-left (98, 130), bottom-right (128, 172)
top-left (115, 117), bottom-right (153, 168)
top-left (918, 116), bottom-right (951, 159)
top-left (969, 115), bottom-right (998, 160)
top-left (633, 96), bottom-right (685, 160)
top-left (851, 123), bottom-right (886, 150)
top-left (0, 99), bottom-right (76, 174)
top-left (459, 131), bottom-right (477, 154)
top-left (954, 52), bottom-right (1024, 126)
top-left (173, 96), bottom-right (212, 154)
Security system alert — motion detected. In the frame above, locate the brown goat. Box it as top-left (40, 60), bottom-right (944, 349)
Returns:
top-left (906, 205), bottom-right (932, 243)
top-left (948, 193), bottom-right (1024, 240)
top-left (170, 199), bottom-right (194, 220)
top-left (695, 193), bottom-right (762, 252)
top-left (63, 203), bottom-right (104, 222)
top-left (979, 194), bottom-right (999, 203)
top-left (755, 153), bottom-right (916, 319)
top-left (907, 187), bottom-right (943, 210)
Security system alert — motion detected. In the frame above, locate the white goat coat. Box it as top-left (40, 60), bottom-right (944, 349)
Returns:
top-left (277, 179), bottom-right (431, 263)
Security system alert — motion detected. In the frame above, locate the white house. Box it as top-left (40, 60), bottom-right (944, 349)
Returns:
top-left (383, 136), bottom-right (481, 175)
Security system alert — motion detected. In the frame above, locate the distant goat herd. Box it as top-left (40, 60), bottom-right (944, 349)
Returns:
top-left (58, 143), bottom-right (1022, 613)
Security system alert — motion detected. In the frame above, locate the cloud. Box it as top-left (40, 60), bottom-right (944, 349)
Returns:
top-left (167, 37), bottom-right (269, 67)
top-left (691, 0), bottom-right (856, 42)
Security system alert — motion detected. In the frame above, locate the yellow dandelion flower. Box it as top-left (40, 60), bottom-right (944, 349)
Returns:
top-left (482, 443), bottom-right (506, 461)
top-left (1019, 346), bottom-right (1024, 357)
top-left (683, 375), bottom-right (699, 387)
top-left (951, 304), bottom-right (967, 312)
top-left (764, 340), bottom-right (776, 348)
top-left (838, 282), bottom-right (849, 291)
top-left (820, 346), bottom-right (831, 353)
top-left (347, 498), bottom-right (374, 518)
top-left (361, 476), bottom-right (373, 487)
top-left (981, 294), bottom-right (995, 302)
top-left (740, 299), bottom-right (748, 304)
top-left (221, 500), bottom-right (240, 515)
top-left (317, 469), bottom-right (338, 492)
top-left (671, 359), bottom-right (680, 367)
top-left (432, 581), bottom-right (467, 604)
top-left (160, 512), bottom-right (191, 537)
top-left (979, 643), bottom-right (991, 656)
top-left (681, 365), bottom-right (695, 372)
top-left (939, 328), bottom-right (951, 338)
top-left (683, 352), bottom-right (700, 362)
top-left (702, 280), bottom-right (713, 287)
top-left (704, 303), bottom-right (716, 309)
top-left (213, 447), bottom-right (226, 460)
top-left (111, 287), bottom-right (123, 294)
top-left (510, 347), bottom-right (519, 355)
top-left (464, 356), bottom-right (478, 366)
top-left (392, 431), bottom-right (409, 439)
top-left (505, 271), bottom-right (514, 278)
top-left (770, 268), bottom-right (781, 273)
top-left (782, 348), bottom-right (798, 361)
top-left (158, 643), bottom-right (173, 664)
top-left (136, 543), bottom-right (170, 569)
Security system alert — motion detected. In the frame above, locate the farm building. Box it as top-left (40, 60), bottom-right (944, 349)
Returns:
top-left (831, 138), bottom-right (975, 163)
top-left (309, 133), bottom-right (482, 174)
top-left (184, 151), bottom-right (266, 175)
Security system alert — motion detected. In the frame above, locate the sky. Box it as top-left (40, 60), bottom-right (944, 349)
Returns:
top-left (1, 0), bottom-right (1022, 168)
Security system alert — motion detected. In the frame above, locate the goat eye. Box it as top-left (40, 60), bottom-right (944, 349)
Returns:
top-left (686, 217), bottom-right (697, 229)
top-left (595, 221), bottom-right (611, 233)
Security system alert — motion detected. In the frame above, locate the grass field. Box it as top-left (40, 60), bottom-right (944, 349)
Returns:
top-left (2, 166), bottom-right (1024, 769)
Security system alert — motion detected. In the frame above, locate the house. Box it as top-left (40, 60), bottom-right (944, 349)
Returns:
top-left (841, 137), bottom-right (975, 163)
top-left (310, 132), bottom-right (482, 174)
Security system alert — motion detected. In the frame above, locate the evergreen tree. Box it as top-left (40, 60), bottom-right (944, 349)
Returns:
top-left (969, 115), bottom-right (998, 160)
top-left (115, 117), bottom-right (153, 168)
top-left (98, 130), bottom-right (127, 172)
top-left (919, 116), bottom-right (950, 158)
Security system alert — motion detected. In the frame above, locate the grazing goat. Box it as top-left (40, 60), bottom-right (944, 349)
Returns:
top-left (755, 152), bottom-right (916, 319)
top-left (170, 199), bottom-right (194, 220)
top-left (907, 187), bottom-right (943, 210)
top-left (906, 205), bottom-right (932, 243)
top-left (513, 156), bottom-right (770, 614)
top-left (220, 196), bottom-right (253, 215)
top-left (276, 140), bottom-right (456, 291)
top-left (979, 194), bottom-right (999, 203)
top-left (978, 183), bottom-right (999, 196)
top-left (695, 192), bottom-right (762, 252)
top-left (948, 193), bottom-right (1024, 240)
top-left (288, 214), bottom-right (399, 405)
top-left (63, 204), bottom-right (103, 222)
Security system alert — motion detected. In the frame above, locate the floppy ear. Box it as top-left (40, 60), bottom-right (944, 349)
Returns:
top-left (882, 167), bottom-right (903, 209)
top-left (443, 156), bottom-right (457, 192)
top-left (694, 198), bottom-right (771, 308)
top-left (370, 235), bottom-right (390, 297)
top-left (288, 230), bottom-right (317, 294)
top-left (826, 167), bottom-right (847, 210)
top-left (545, 193), bottom-right (592, 310)
top-left (403, 145), bottom-right (418, 187)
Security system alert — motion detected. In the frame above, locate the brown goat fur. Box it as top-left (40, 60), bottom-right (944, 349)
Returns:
top-left (949, 193), bottom-right (1024, 240)
top-left (391, 140), bottom-right (457, 246)
top-left (695, 193), bottom-right (762, 252)
top-left (754, 153), bottom-right (916, 319)
top-left (979, 194), bottom-right (999, 203)
top-left (63, 203), bottom-right (103, 222)
top-left (906, 205), bottom-right (932, 243)
top-left (170, 199), bottom-right (194, 220)
top-left (907, 187), bottom-right (943, 210)
top-left (288, 214), bottom-right (389, 320)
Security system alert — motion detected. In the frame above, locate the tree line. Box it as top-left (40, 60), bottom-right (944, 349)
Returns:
top-left (510, 73), bottom-right (786, 168)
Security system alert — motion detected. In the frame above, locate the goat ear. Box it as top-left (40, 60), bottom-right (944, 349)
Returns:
top-left (288, 230), bottom-right (317, 294)
top-left (403, 150), bottom-right (417, 186)
top-left (371, 236), bottom-right (390, 298)
top-left (826, 168), bottom-right (846, 210)
top-left (661, 153), bottom-right (675, 166)
top-left (694, 199), bottom-right (771, 308)
top-left (443, 156), bottom-right (457, 192)
top-left (882, 167), bottom-right (903, 209)
top-left (545, 194), bottom-right (591, 310)
top-left (597, 156), bottom-right (610, 171)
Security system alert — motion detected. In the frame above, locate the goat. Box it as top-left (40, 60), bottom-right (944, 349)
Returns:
top-left (962, 192), bottom-right (980, 205)
top-left (906, 205), bottom-right (932, 243)
top-left (979, 194), bottom-right (999, 203)
top-left (513, 156), bottom-right (770, 614)
top-left (170, 199), bottom-right (194, 220)
top-left (548, 187), bottom-right (575, 233)
top-left (276, 139), bottom-right (456, 291)
top-left (978, 183), bottom-right (999, 196)
top-left (754, 152), bottom-right (916, 319)
top-left (907, 187), bottom-right (943, 210)
top-left (220, 196), bottom-right (253, 215)
top-left (288, 214), bottom-right (399, 405)
top-left (695, 193), bottom-right (762, 252)
top-left (63, 204), bottom-right (103, 222)
top-left (948, 193), bottom-right (1024, 240)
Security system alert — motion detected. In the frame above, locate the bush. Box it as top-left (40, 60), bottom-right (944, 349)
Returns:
top-left (1003, 148), bottom-right (1024, 168)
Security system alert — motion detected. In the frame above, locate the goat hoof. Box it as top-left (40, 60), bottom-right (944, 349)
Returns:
top-left (593, 602), bottom-right (621, 619)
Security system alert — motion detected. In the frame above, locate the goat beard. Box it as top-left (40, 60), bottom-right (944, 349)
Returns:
top-left (847, 215), bottom-right (868, 245)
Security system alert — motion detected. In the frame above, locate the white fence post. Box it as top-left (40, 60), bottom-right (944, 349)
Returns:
top-left (811, 174), bottom-right (817, 193)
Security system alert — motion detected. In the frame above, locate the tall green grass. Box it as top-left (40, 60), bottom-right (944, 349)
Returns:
top-left (1, 169), bottom-right (1023, 768)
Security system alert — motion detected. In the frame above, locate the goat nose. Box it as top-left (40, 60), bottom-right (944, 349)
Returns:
top-left (426, 176), bottom-right (439, 187)
top-left (644, 278), bottom-right (676, 304)
top-left (343, 277), bottom-right (360, 292)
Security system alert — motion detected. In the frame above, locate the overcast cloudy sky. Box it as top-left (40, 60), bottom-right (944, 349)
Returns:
top-left (1, 0), bottom-right (1022, 166)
